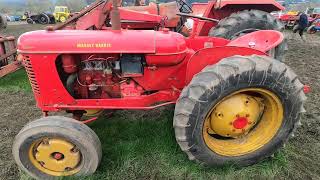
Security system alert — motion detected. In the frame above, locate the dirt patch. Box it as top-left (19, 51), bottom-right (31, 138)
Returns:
top-left (0, 91), bottom-right (41, 180)
top-left (0, 24), bottom-right (46, 39)
top-left (283, 32), bottom-right (320, 179)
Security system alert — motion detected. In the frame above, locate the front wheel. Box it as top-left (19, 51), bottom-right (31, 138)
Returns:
top-left (59, 16), bottom-right (67, 23)
top-left (174, 55), bottom-right (306, 166)
top-left (12, 116), bottom-right (102, 179)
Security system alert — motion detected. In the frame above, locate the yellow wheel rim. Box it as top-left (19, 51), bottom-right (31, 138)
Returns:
top-left (60, 16), bottom-right (66, 23)
top-left (29, 138), bottom-right (81, 176)
top-left (203, 88), bottom-right (284, 156)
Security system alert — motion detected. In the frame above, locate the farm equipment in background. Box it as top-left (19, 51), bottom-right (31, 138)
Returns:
top-left (12, 0), bottom-right (308, 179)
top-left (279, 11), bottom-right (299, 29)
top-left (307, 18), bottom-right (320, 34)
top-left (0, 35), bottom-right (20, 78)
top-left (279, 7), bottom-right (320, 29)
top-left (25, 12), bottom-right (56, 25)
top-left (0, 21), bottom-right (20, 78)
top-left (53, 6), bottom-right (71, 23)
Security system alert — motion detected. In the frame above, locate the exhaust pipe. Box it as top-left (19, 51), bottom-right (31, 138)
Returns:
top-left (111, 0), bottom-right (121, 30)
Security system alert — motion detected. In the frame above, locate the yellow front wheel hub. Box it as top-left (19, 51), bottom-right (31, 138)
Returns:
top-left (60, 16), bottom-right (66, 23)
top-left (203, 88), bottom-right (284, 157)
top-left (209, 94), bottom-right (264, 138)
top-left (29, 138), bottom-right (81, 176)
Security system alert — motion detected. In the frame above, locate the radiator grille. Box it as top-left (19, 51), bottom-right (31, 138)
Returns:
top-left (23, 57), bottom-right (40, 94)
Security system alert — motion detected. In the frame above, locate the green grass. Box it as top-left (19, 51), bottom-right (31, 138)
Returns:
top-left (1, 70), bottom-right (291, 180)
top-left (0, 69), bottom-right (32, 92)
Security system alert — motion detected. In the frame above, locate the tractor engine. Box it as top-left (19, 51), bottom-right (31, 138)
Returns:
top-left (60, 54), bottom-right (144, 99)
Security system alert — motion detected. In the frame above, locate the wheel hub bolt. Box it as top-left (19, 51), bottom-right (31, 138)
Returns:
top-left (53, 152), bottom-right (64, 160)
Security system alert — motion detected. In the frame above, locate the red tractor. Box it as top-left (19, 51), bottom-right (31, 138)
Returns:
top-left (12, 0), bottom-right (307, 179)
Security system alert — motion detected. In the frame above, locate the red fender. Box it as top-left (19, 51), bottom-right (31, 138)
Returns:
top-left (227, 30), bottom-right (284, 53)
top-left (216, 0), bottom-right (285, 12)
top-left (185, 47), bottom-right (266, 84)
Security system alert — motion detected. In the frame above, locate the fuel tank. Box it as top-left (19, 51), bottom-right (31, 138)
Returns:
top-left (17, 30), bottom-right (187, 65)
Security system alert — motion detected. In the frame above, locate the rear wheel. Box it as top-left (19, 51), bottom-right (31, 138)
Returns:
top-left (13, 116), bottom-right (102, 179)
top-left (174, 55), bottom-right (306, 166)
top-left (26, 18), bottom-right (34, 24)
top-left (209, 10), bottom-right (287, 62)
top-left (39, 13), bottom-right (50, 24)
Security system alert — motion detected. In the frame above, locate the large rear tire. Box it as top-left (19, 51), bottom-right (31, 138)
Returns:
top-left (174, 55), bottom-right (306, 167)
top-left (39, 13), bottom-right (50, 24)
top-left (209, 10), bottom-right (287, 62)
top-left (12, 116), bottom-right (102, 179)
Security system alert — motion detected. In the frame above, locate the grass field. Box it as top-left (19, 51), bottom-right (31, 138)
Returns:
top-left (1, 24), bottom-right (320, 180)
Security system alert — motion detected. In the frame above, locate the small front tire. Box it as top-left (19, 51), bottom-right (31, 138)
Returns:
top-left (12, 116), bottom-right (102, 179)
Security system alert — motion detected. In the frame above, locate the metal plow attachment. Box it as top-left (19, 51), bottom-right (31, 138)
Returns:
top-left (0, 35), bottom-right (20, 78)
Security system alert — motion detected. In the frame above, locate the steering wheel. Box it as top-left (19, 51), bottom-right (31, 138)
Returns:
top-left (176, 0), bottom-right (193, 14)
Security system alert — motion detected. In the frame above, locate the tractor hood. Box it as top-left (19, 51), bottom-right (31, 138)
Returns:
top-left (17, 30), bottom-right (187, 54)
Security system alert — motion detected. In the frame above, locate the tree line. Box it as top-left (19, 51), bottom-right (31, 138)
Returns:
top-left (0, 0), bottom-right (88, 15)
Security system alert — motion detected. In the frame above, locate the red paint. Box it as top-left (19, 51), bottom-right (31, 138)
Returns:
top-left (53, 153), bottom-right (63, 160)
top-left (233, 117), bottom-right (248, 129)
top-left (303, 85), bottom-right (311, 94)
top-left (17, 20), bottom-right (283, 113)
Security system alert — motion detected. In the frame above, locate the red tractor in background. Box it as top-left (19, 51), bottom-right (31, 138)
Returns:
top-left (279, 7), bottom-right (320, 29)
top-left (12, 0), bottom-right (308, 179)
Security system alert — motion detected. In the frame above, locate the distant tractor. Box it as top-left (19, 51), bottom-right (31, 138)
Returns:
top-left (53, 6), bottom-right (71, 23)
top-left (25, 12), bottom-right (56, 25)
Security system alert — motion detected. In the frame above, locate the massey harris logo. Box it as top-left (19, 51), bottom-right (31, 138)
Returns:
top-left (76, 43), bottom-right (112, 48)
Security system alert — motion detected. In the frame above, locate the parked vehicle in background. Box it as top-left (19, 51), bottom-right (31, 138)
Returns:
top-left (25, 12), bottom-right (56, 24)
top-left (53, 6), bottom-right (71, 23)
top-left (307, 19), bottom-right (320, 34)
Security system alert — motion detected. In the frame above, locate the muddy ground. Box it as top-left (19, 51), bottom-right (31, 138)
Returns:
top-left (0, 26), bottom-right (319, 180)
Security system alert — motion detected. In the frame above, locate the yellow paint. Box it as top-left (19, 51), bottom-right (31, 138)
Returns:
top-left (84, 109), bottom-right (103, 117)
top-left (76, 43), bottom-right (112, 48)
top-left (209, 94), bottom-right (263, 138)
top-left (29, 138), bottom-right (81, 176)
top-left (203, 88), bottom-right (284, 156)
top-left (54, 6), bottom-right (70, 22)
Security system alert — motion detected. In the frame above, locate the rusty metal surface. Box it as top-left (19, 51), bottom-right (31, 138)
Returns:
top-left (0, 34), bottom-right (20, 78)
